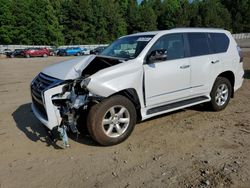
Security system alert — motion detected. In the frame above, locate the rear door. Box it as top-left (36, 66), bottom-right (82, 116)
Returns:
top-left (187, 32), bottom-right (223, 97)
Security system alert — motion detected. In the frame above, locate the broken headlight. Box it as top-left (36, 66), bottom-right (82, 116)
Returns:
top-left (80, 77), bottom-right (91, 88)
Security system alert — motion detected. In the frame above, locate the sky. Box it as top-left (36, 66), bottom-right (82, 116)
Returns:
top-left (137, 0), bottom-right (143, 4)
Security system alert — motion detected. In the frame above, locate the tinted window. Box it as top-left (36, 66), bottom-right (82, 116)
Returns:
top-left (150, 33), bottom-right (185, 60)
top-left (187, 33), bottom-right (210, 57)
top-left (209, 33), bottom-right (229, 53)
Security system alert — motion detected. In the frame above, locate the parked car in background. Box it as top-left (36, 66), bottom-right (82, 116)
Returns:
top-left (0, 49), bottom-right (12, 55)
top-left (57, 47), bottom-right (84, 56)
top-left (6, 49), bottom-right (24, 58)
top-left (81, 48), bottom-right (88, 55)
top-left (22, 48), bottom-right (50, 58)
top-left (4, 49), bottom-right (12, 54)
top-left (48, 47), bottom-right (58, 56)
top-left (90, 46), bottom-right (106, 55)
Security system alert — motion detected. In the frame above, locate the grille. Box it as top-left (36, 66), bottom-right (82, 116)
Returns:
top-left (31, 73), bottom-right (61, 120)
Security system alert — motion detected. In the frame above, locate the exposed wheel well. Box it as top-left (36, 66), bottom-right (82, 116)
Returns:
top-left (112, 89), bottom-right (142, 122)
top-left (217, 71), bottom-right (235, 97)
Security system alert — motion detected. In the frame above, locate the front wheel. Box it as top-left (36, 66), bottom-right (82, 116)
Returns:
top-left (210, 77), bottom-right (232, 111)
top-left (87, 95), bottom-right (137, 146)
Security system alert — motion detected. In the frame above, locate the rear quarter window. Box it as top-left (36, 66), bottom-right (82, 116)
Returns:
top-left (209, 33), bottom-right (229, 53)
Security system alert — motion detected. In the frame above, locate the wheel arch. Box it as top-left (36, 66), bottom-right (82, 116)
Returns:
top-left (217, 71), bottom-right (235, 97)
top-left (109, 88), bottom-right (142, 122)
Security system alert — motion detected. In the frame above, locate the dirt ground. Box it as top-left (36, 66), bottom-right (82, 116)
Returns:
top-left (0, 53), bottom-right (249, 188)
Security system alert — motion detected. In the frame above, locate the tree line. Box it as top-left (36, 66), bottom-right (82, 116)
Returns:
top-left (0, 0), bottom-right (249, 45)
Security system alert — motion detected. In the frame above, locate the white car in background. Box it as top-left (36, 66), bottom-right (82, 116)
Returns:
top-left (31, 28), bottom-right (244, 146)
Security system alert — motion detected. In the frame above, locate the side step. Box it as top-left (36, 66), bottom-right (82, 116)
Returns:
top-left (146, 96), bottom-right (209, 115)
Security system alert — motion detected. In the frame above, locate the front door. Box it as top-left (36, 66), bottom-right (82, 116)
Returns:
top-left (144, 33), bottom-right (191, 107)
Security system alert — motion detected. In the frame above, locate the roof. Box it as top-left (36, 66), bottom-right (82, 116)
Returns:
top-left (127, 27), bottom-right (228, 37)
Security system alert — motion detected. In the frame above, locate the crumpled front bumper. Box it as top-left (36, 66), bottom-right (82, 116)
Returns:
top-left (31, 84), bottom-right (66, 130)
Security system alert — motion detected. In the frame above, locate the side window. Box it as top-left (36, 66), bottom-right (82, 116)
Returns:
top-left (187, 33), bottom-right (210, 57)
top-left (209, 33), bottom-right (229, 53)
top-left (149, 33), bottom-right (185, 60)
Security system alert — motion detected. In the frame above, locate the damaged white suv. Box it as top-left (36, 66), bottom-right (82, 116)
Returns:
top-left (31, 28), bottom-right (244, 146)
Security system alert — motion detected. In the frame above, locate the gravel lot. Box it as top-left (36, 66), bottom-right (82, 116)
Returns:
top-left (0, 54), bottom-right (249, 188)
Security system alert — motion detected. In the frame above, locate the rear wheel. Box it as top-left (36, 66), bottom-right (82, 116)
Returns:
top-left (210, 77), bottom-right (232, 111)
top-left (87, 95), bottom-right (137, 146)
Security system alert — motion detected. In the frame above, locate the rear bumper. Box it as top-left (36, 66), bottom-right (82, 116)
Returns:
top-left (234, 68), bottom-right (244, 92)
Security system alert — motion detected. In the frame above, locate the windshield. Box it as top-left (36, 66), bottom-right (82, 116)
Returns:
top-left (101, 35), bottom-right (154, 59)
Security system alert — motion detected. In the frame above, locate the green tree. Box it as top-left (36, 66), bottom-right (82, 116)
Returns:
top-left (27, 0), bottom-right (63, 45)
top-left (157, 0), bottom-right (181, 29)
top-left (137, 1), bottom-right (157, 31)
top-left (0, 0), bottom-right (14, 44)
top-left (11, 0), bottom-right (34, 44)
top-left (221, 0), bottom-right (250, 32)
top-left (199, 0), bottom-right (231, 30)
top-left (127, 0), bottom-right (141, 33)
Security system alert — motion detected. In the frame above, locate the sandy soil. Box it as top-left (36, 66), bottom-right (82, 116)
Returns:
top-left (0, 54), bottom-right (249, 188)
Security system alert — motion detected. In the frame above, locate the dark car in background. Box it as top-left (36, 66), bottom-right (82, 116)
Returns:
top-left (48, 47), bottom-right (58, 56)
top-left (57, 47), bottom-right (86, 56)
top-left (90, 46), bottom-right (106, 55)
top-left (6, 49), bottom-right (24, 58)
top-left (22, 48), bottom-right (50, 58)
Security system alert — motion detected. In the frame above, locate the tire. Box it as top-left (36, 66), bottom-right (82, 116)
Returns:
top-left (10, 54), bottom-right (14, 58)
top-left (210, 77), bottom-right (232, 111)
top-left (26, 54), bottom-right (30, 58)
top-left (76, 52), bottom-right (80, 56)
top-left (87, 95), bottom-right (137, 146)
top-left (43, 54), bottom-right (48, 58)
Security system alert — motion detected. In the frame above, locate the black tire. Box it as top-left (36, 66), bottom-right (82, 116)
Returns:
top-left (76, 52), bottom-right (80, 56)
top-left (87, 95), bottom-right (137, 146)
top-left (210, 77), bottom-right (232, 111)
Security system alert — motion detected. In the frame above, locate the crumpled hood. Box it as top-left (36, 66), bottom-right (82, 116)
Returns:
top-left (42, 55), bottom-right (96, 80)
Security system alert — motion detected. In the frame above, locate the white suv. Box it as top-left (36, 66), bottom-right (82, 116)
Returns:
top-left (31, 28), bottom-right (244, 146)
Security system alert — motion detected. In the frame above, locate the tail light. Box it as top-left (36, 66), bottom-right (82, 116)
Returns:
top-left (237, 45), bottom-right (243, 63)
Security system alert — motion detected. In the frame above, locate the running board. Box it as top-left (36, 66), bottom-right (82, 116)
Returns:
top-left (146, 96), bottom-right (209, 115)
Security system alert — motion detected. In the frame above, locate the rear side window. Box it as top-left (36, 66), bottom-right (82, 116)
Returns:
top-left (187, 33), bottom-right (210, 57)
top-left (209, 33), bottom-right (229, 53)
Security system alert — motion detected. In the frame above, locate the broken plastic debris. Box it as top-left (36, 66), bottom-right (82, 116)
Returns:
top-left (58, 125), bottom-right (69, 147)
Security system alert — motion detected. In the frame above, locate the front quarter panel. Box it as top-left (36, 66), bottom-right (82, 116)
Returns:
top-left (87, 60), bottom-right (144, 107)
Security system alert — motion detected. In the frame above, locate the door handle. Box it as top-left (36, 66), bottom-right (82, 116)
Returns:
top-left (211, 60), bottom-right (220, 64)
top-left (180, 65), bottom-right (190, 69)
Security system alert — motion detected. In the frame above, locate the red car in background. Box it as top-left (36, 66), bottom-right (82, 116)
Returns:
top-left (22, 48), bottom-right (50, 58)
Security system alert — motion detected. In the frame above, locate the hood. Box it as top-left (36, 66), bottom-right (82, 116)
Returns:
top-left (42, 55), bottom-right (96, 80)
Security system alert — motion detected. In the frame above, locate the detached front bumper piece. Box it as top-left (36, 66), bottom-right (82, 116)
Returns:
top-left (31, 73), bottom-right (65, 130)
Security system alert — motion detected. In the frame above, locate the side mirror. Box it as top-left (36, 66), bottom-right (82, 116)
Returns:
top-left (147, 49), bottom-right (167, 63)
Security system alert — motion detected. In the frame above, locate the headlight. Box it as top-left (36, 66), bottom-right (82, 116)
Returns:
top-left (80, 77), bottom-right (91, 88)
